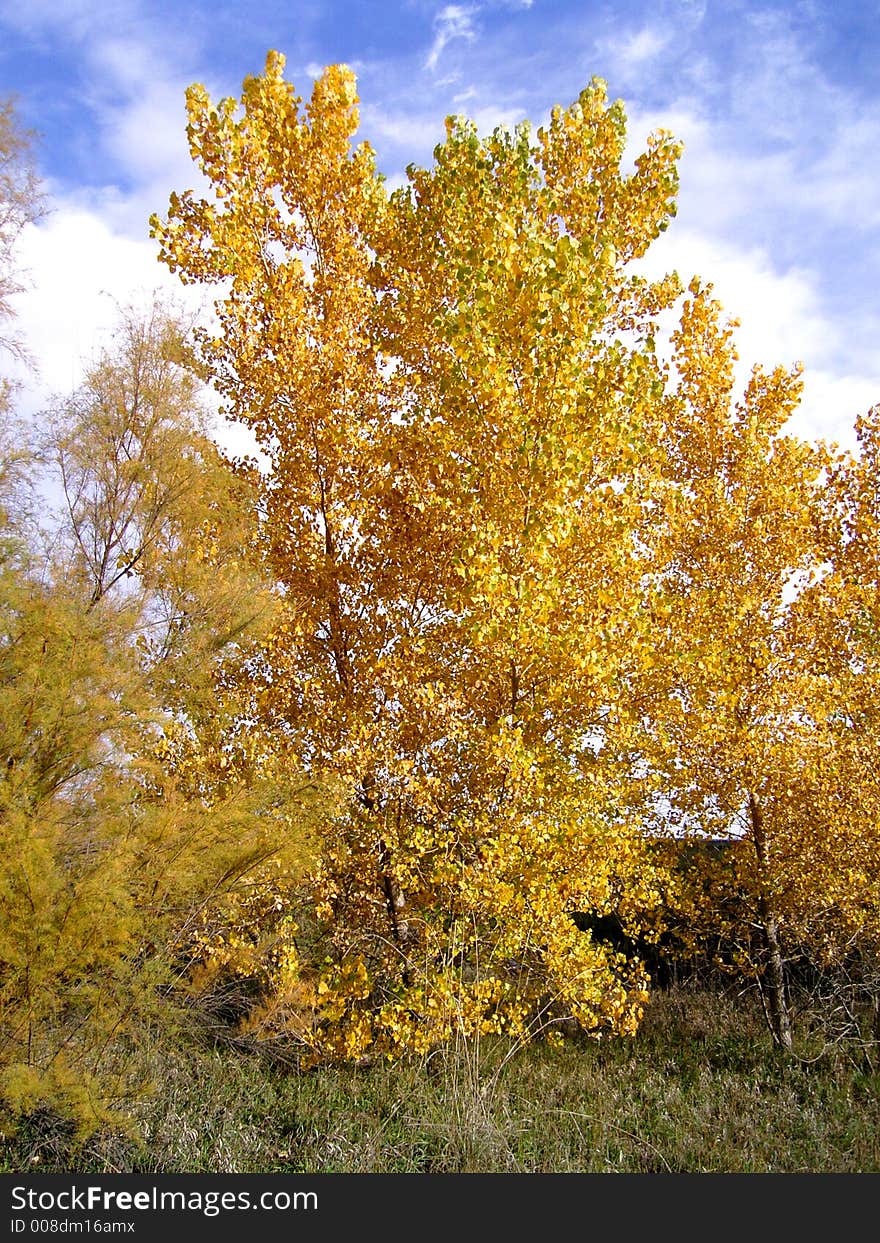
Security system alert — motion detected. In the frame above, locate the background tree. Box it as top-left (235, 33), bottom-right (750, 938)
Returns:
top-left (786, 406), bottom-right (880, 1058)
top-left (0, 97), bottom-right (43, 364)
top-left (632, 282), bottom-right (880, 1051)
top-left (0, 97), bottom-right (42, 549)
top-left (0, 298), bottom-right (328, 1131)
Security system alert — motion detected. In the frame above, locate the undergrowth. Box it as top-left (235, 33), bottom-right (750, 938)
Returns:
top-left (2, 985), bottom-right (878, 1174)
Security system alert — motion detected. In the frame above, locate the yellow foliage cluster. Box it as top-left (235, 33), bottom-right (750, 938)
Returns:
top-left (147, 56), bottom-right (679, 1058)
top-left (150, 53), bottom-right (880, 1059)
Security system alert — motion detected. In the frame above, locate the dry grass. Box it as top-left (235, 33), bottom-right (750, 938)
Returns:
top-left (2, 984), bottom-right (878, 1173)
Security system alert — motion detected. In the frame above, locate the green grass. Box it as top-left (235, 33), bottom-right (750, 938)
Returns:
top-left (3, 984), bottom-right (878, 1173)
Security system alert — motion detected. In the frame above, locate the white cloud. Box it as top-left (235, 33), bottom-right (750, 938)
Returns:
top-left (616, 27), bottom-right (671, 68)
top-left (425, 4), bottom-right (478, 73)
top-left (643, 230), bottom-right (828, 364)
top-left (1, 3), bottom-right (213, 239)
top-left (470, 103), bottom-right (526, 134)
top-left (633, 227), bottom-right (877, 450)
top-left (0, 0), bottom-right (227, 440)
top-left (594, 25), bottom-right (672, 84)
top-left (0, 0), bottom-right (136, 39)
top-left (794, 371), bottom-right (879, 451)
top-left (95, 61), bottom-right (190, 172)
top-left (800, 107), bottom-right (880, 233)
top-left (74, 33), bottom-right (207, 234)
top-left (9, 207), bottom-right (201, 415)
top-left (7, 203), bottom-right (263, 461)
top-left (361, 106), bottom-right (445, 153)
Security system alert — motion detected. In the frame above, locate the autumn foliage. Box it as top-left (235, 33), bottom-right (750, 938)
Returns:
top-left (1, 55), bottom-right (880, 1135)
top-left (150, 53), bottom-right (879, 1061)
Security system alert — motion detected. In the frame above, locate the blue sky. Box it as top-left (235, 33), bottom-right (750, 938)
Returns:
top-left (1, 0), bottom-right (878, 448)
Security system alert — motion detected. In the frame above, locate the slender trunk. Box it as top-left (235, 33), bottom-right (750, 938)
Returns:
top-left (317, 450), bottom-right (411, 987)
top-left (757, 891), bottom-right (793, 1053)
top-left (360, 778), bottom-right (412, 987)
top-left (26, 965), bottom-right (32, 1066)
top-left (749, 791), bottom-right (792, 1052)
top-left (378, 838), bottom-right (412, 987)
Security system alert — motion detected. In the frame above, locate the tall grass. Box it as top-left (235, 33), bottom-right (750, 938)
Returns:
top-left (2, 984), bottom-right (878, 1173)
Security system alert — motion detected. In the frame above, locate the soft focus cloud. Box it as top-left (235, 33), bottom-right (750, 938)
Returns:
top-left (425, 5), bottom-right (479, 73)
top-left (9, 208), bottom-right (198, 413)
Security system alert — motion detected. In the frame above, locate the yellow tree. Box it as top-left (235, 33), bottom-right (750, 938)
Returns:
top-left (45, 299), bottom-right (329, 1008)
top-left (633, 282), bottom-right (880, 1050)
top-left (790, 406), bottom-right (880, 1054)
top-left (153, 53), bottom-right (691, 1059)
top-left (0, 299), bottom-right (326, 1131)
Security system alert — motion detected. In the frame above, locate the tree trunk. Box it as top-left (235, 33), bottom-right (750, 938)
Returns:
top-left (749, 791), bottom-right (793, 1052)
top-left (378, 838), bottom-right (412, 987)
top-left (360, 777), bottom-right (412, 987)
